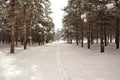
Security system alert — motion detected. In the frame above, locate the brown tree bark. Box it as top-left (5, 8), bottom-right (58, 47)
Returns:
top-left (100, 11), bottom-right (104, 53)
top-left (115, 0), bottom-right (119, 49)
top-left (100, 26), bottom-right (104, 53)
top-left (104, 27), bottom-right (107, 46)
top-left (81, 20), bottom-right (84, 47)
top-left (10, 0), bottom-right (15, 54)
top-left (87, 17), bottom-right (91, 49)
top-left (24, 3), bottom-right (27, 49)
top-left (115, 17), bottom-right (119, 49)
top-left (29, 1), bottom-right (33, 46)
top-left (15, 18), bottom-right (18, 47)
top-left (75, 25), bottom-right (79, 46)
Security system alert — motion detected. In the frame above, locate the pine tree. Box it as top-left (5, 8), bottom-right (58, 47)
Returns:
top-left (10, 0), bottom-right (15, 53)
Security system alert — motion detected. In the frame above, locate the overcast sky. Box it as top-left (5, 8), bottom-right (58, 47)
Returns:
top-left (50, 0), bottom-right (68, 31)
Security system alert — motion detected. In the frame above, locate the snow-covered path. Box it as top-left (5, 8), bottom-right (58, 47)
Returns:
top-left (0, 42), bottom-right (120, 80)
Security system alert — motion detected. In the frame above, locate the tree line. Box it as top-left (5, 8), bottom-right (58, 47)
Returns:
top-left (0, 0), bottom-right (55, 53)
top-left (62, 0), bottom-right (120, 52)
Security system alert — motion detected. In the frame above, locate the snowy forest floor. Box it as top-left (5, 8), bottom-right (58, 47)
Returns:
top-left (0, 41), bottom-right (120, 80)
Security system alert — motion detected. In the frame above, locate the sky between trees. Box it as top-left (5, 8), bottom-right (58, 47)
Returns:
top-left (50, 0), bottom-right (68, 31)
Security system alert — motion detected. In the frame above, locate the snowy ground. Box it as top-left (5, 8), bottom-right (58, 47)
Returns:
top-left (0, 41), bottom-right (120, 80)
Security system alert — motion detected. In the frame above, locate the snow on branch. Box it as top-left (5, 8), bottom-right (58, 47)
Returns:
top-left (81, 13), bottom-right (87, 19)
top-left (106, 3), bottom-right (114, 9)
top-left (81, 13), bottom-right (87, 22)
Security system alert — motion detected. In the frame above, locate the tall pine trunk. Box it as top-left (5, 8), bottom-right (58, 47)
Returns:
top-left (24, 3), bottom-right (27, 49)
top-left (115, 17), bottom-right (119, 49)
top-left (87, 0), bottom-right (91, 49)
top-left (100, 24), bottom-right (104, 53)
top-left (91, 26), bottom-right (94, 44)
top-left (104, 27), bottom-right (107, 46)
top-left (100, 10), bottom-right (104, 53)
top-left (115, 0), bottom-right (119, 49)
top-left (15, 18), bottom-right (18, 47)
top-left (78, 0), bottom-right (83, 47)
top-left (75, 25), bottom-right (79, 46)
top-left (87, 17), bottom-right (90, 49)
top-left (29, 1), bottom-right (33, 46)
top-left (81, 21), bottom-right (84, 47)
top-left (110, 31), bottom-right (112, 43)
top-left (10, 0), bottom-right (15, 54)
top-left (30, 14), bottom-right (32, 46)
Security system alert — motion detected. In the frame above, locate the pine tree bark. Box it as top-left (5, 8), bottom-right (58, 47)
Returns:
top-left (104, 27), bottom-right (107, 46)
top-left (76, 25), bottom-right (79, 46)
top-left (10, 0), bottom-right (15, 54)
top-left (110, 31), bottom-right (112, 43)
top-left (30, 14), bottom-right (32, 46)
top-left (29, 1), bottom-right (33, 46)
top-left (2, 32), bottom-right (5, 43)
top-left (78, 0), bottom-right (84, 47)
top-left (91, 26), bottom-right (94, 44)
top-left (87, 0), bottom-right (91, 49)
top-left (87, 17), bottom-right (90, 49)
top-left (96, 28), bottom-right (99, 43)
top-left (81, 20), bottom-right (84, 47)
top-left (42, 32), bottom-right (45, 45)
top-left (15, 18), bottom-right (18, 47)
top-left (115, 17), bottom-right (119, 49)
top-left (24, 3), bottom-right (27, 49)
top-left (115, 0), bottom-right (119, 49)
top-left (100, 10), bottom-right (104, 53)
top-left (100, 25), bottom-right (104, 52)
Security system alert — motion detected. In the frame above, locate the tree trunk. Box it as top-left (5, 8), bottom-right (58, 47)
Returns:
top-left (78, 0), bottom-right (83, 47)
top-left (76, 36), bottom-right (79, 46)
top-left (29, 1), bottom-right (33, 46)
top-left (24, 4), bottom-right (27, 49)
top-left (2, 32), bottom-right (5, 43)
top-left (87, 17), bottom-right (90, 49)
top-left (110, 32), bottom-right (112, 43)
top-left (15, 18), bottom-right (18, 47)
top-left (100, 10), bottom-right (104, 53)
top-left (96, 28), bottom-right (99, 43)
top-left (100, 24), bottom-right (104, 52)
top-left (10, 0), bottom-right (15, 54)
top-left (80, 18), bottom-right (84, 47)
top-left (91, 28), bottom-right (94, 44)
top-left (115, 17), bottom-right (119, 49)
top-left (76, 25), bottom-right (79, 46)
top-left (100, 26), bottom-right (104, 53)
top-left (115, 0), bottom-right (119, 49)
top-left (104, 27), bottom-right (107, 46)
top-left (29, 20), bottom-right (32, 46)
top-left (81, 22), bottom-right (84, 47)
top-left (42, 32), bottom-right (45, 45)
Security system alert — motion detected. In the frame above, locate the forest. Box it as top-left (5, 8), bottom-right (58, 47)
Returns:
top-left (62, 0), bottom-right (120, 52)
top-left (0, 0), bottom-right (120, 54)
top-left (0, 0), bottom-right (120, 80)
top-left (0, 0), bottom-right (55, 53)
